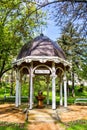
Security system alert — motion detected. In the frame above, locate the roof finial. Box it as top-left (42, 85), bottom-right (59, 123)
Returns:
top-left (40, 33), bottom-right (44, 36)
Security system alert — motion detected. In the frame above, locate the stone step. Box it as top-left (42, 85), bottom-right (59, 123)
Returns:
top-left (29, 116), bottom-right (57, 119)
top-left (29, 118), bottom-right (56, 120)
top-left (29, 115), bottom-right (57, 123)
top-left (29, 120), bottom-right (56, 123)
top-left (28, 109), bottom-right (57, 123)
top-left (29, 116), bottom-right (55, 118)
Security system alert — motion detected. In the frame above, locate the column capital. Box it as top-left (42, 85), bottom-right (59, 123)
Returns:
top-left (50, 74), bottom-right (57, 78)
top-left (16, 70), bottom-right (20, 81)
top-left (63, 74), bottom-right (67, 81)
top-left (31, 73), bottom-right (35, 77)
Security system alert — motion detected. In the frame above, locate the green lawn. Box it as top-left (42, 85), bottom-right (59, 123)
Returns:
top-left (0, 126), bottom-right (25, 130)
top-left (0, 120), bottom-right (87, 130)
top-left (66, 120), bottom-right (87, 130)
top-left (0, 122), bottom-right (26, 130)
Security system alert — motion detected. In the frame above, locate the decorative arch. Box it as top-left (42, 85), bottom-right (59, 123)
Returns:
top-left (19, 66), bottom-right (30, 74)
top-left (56, 67), bottom-right (64, 76)
top-left (33, 64), bottom-right (52, 74)
top-left (56, 67), bottom-right (64, 72)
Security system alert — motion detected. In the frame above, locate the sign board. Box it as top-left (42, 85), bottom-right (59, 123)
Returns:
top-left (35, 69), bottom-right (50, 74)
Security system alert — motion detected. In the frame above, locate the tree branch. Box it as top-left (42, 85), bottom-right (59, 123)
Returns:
top-left (25, 0), bottom-right (86, 20)
top-left (0, 60), bottom-right (6, 74)
top-left (2, 67), bottom-right (12, 76)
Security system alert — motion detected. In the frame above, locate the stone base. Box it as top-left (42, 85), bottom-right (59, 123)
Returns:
top-left (36, 105), bottom-right (45, 109)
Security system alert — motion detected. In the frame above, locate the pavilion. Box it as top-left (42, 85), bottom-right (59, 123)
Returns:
top-left (13, 34), bottom-right (71, 110)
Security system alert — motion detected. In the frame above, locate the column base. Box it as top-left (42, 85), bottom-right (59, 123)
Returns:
top-left (29, 107), bottom-right (32, 110)
top-left (52, 105), bottom-right (56, 110)
top-left (52, 106), bottom-right (56, 110)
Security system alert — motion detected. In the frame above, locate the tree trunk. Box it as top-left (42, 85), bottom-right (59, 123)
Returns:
top-left (10, 83), bottom-right (13, 96)
top-left (0, 73), bottom-right (2, 83)
top-left (0, 77), bottom-right (1, 83)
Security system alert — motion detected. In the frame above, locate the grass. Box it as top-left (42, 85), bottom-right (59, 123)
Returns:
top-left (66, 120), bottom-right (87, 130)
top-left (0, 126), bottom-right (25, 130)
top-left (0, 120), bottom-right (87, 130)
top-left (0, 122), bottom-right (26, 130)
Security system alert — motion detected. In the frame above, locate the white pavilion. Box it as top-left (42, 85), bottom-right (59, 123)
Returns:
top-left (13, 34), bottom-right (71, 110)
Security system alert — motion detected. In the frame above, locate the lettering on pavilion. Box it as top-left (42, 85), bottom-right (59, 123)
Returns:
top-left (35, 69), bottom-right (50, 74)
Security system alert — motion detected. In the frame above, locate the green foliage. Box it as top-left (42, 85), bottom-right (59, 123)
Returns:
top-left (67, 97), bottom-right (75, 104)
top-left (67, 120), bottom-right (87, 130)
top-left (0, 0), bottom-right (47, 79)
top-left (51, 1), bottom-right (87, 36)
top-left (21, 83), bottom-right (29, 96)
top-left (75, 85), bottom-right (87, 97)
top-left (0, 82), bottom-right (11, 97)
top-left (0, 126), bottom-right (23, 130)
top-left (0, 77), bottom-right (87, 104)
top-left (0, 122), bottom-right (25, 130)
top-left (77, 64), bottom-right (87, 80)
top-left (34, 76), bottom-right (47, 94)
top-left (58, 22), bottom-right (85, 63)
top-left (57, 22), bottom-right (87, 96)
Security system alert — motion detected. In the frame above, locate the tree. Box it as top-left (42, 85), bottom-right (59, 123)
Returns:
top-left (57, 22), bottom-right (86, 97)
top-left (34, 0), bottom-right (87, 37)
top-left (0, 0), bottom-right (46, 81)
top-left (76, 40), bottom-right (87, 81)
top-left (53, 1), bottom-right (87, 36)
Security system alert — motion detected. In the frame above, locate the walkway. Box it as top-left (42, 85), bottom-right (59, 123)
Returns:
top-left (28, 108), bottom-right (65, 130)
top-left (28, 105), bottom-right (87, 130)
top-left (29, 108), bottom-right (57, 123)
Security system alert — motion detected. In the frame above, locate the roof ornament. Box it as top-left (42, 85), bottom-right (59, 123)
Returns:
top-left (40, 33), bottom-right (44, 36)
top-left (36, 8), bottom-right (44, 37)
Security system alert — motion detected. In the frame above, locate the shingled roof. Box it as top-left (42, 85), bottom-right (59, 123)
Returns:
top-left (17, 34), bottom-right (66, 60)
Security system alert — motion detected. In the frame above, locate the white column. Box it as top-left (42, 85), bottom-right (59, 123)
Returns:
top-left (32, 75), bottom-right (35, 105)
top-left (63, 73), bottom-right (67, 107)
top-left (15, 69), bottom-right (19, 107)
top-left (60, 81), bottom-right (63, 106)
top-left (18, 76), bottom-right (21, 105)
top-left (29, 62), bottom-right (33, 109)
top-left (52, 62), bottom-right (56, 110)
top-left (28, 75), bottom-right (30, 105)
top-left (47, 77), bottom-right (50, 105)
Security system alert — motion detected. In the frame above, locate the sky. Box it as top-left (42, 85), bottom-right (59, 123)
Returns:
top-left (40, 0), bottom-right (61, 41)
top-left (43, 20), bottom-right (61, 41)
